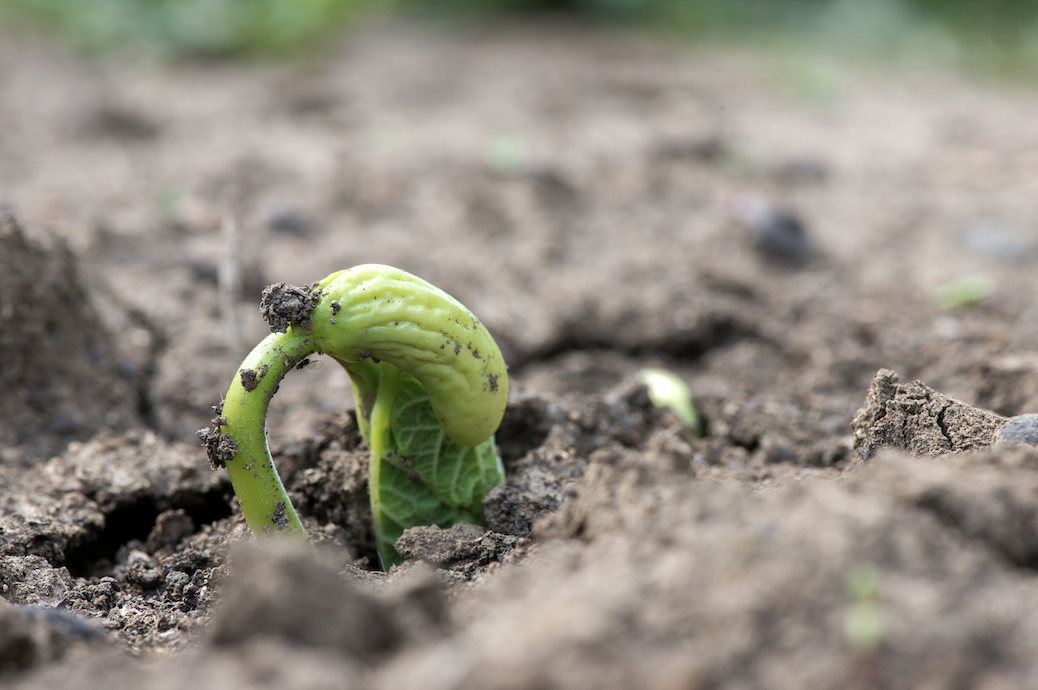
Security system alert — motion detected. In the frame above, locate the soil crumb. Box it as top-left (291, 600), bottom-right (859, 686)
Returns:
top-left (196, 426), bottom-right (237, 470)
top-left (259, 282), bottom-right (320, 333)
top-left (196, 406), bottom-right (237, 469)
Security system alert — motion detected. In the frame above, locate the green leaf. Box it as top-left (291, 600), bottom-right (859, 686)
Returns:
top-left (373, 460), bottom-right (483, 568)
top-left (388, 373), bottom-right (505, 510)
top-left (368, 367), bottom-right (505, 568)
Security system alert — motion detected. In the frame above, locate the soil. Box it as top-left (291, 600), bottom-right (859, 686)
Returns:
top-left (4, 19), bottom-right (1038, 690)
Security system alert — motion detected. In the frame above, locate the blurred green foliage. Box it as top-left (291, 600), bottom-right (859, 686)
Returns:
top-left (3, 0), bottom-right (1038, 64)
top-left (0, 0), bottom-right (385, 57)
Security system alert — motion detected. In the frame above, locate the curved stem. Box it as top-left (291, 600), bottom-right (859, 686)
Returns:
top-left (221, 330), bottom-right (315, 539)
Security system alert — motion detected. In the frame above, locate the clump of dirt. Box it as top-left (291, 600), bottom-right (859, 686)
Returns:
top-left (259, 281), bottom-right (320, 333)
top-left (395, 522), bottom-right (525, 578)
top-left (196, 403), bottom-right (238, 470)
top-left (209, 544), bottom-right (400, 656)
top-left (0, 606), bottom-right (109, 675)
top-left (852, 368), bottom-right (1008, 459)
top-left (0, 211), bottom-right (139, 463)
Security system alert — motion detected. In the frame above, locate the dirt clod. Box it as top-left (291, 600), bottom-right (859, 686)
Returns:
top-left (0, 606), bottom-right (108, 676)
top-left (238, 368), bottom-right (260, 392)
top-left (395, 522), bottom-right (520, 572)
top-left (210, 545), bottom-right (399, 657)
top-left (145, 510), bottom-right (195, 554)
top-left (259, 282), bottom-right (320, 333)
top-left (196, 426), bottom-right (237, 470)
top-left (852, 369), bottom-right (1007, 459)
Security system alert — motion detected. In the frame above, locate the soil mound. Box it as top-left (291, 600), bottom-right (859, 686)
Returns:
top-left (0, 211), bottom-right (139, 463)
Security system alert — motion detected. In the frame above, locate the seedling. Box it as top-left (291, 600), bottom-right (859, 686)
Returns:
top-left (934, 273), bottom-right (995, 310)
top-left (487, 136), bottom-right (526, 174)
top-left (199, 265), bottom-right (508, 568)
top-left (845, 564), bottom-right (884, 687)
top-left (638, 368), bottom-right (702, 438)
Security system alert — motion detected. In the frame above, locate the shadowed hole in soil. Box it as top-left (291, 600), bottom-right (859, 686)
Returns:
top-left (509, 313), bottom-right (762, 374)
top-left (728, 430), bottom-right (761, 454)
top-left (653, 315), bottom-right (763, 361)
top-left (494, 396), bottom-right (552, 467)
top-left (63, 488), bottom-right (233, 578)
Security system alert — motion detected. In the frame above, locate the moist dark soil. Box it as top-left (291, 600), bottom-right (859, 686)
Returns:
top-left (5, 20), bottom-right (1038, 689)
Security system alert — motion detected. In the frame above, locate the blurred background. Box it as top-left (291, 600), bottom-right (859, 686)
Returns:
top-left (3, 0), bottom-right (1038, 71)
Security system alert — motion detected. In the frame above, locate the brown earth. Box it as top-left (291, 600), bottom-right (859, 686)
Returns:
top-left (4, 19), bottom-right (1038, 689)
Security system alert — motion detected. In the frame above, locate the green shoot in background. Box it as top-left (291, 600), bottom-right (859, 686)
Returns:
top-left (638, 367), bottom-right (702, 438)
top-left (934, 273), bottom-right (995, 310)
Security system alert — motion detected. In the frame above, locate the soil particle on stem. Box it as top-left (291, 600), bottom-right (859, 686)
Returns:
top-left (196, 420), bottom-right (238, 470)
top-left (271, 501), bottom-right (288, 530)
top-left (196, 403), bottom-right (236, 470)
top-left (259, 282), bottom-right (320, 333)
top-left (238, 368), bottom-right (261, 392)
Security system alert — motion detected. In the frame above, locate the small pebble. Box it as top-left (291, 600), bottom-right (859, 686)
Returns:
top-left (726, 192), bottom-right (816, 266)
top-left (266, 208), bottom-right (312, 237)
top-left (754, 210), bottom-right (814, 265)
top-left (996, 414), bottom-right (1038, 446)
